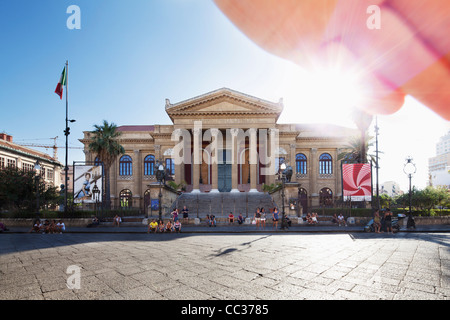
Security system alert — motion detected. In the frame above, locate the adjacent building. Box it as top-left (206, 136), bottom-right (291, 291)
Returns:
top-left (428, 130), bottom-right (450, 188)
top-left (0, 133), bottom-right (62, 188)
top-left (380, 181), bottom-right (402, 198)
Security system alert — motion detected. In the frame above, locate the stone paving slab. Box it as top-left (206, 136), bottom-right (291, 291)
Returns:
top-left (1, 232), bottom-right (449, 302)
top-left (3, 223), bottom-right (450, 234)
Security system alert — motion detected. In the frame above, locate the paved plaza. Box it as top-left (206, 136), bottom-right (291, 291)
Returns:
top-left (0, 232), bottom-right (449, 301)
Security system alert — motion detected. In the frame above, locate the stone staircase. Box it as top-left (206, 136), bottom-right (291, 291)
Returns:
top-left (170, 192), bottom-right (275, 218)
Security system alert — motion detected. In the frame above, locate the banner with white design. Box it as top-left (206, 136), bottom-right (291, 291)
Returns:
top-left (342, 163), bottom-right (372, 201)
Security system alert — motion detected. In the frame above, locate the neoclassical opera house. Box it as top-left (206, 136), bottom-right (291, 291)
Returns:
top-left (80, 88), bottom-right (357, 215)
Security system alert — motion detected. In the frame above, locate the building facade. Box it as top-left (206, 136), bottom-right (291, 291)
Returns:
top-left (380, 181), bottom-right (403, 198)
top-left (429, 130), bottom-right (450, 188)
top-left (80, 88), bottom-right (358, 211)
top-left (0, 133), bottom-right (62, 188)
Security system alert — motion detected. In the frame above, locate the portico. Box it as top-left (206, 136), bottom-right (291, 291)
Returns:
top-left (166, 88), bottom-right (284, 194)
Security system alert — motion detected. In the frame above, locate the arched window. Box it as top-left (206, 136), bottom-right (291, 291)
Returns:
top-left (319, 153), bottom-right (333, 174)
top-left (119, 189), bottom-right (132, 208)
top-left (144, 155), bottom-right (155, 176)
top-left (296, 153), bottom-right (307, 174)
top-left (319, 188), bottom-right (333, 207)
top-left (119, 155), bottom-right (132, 176)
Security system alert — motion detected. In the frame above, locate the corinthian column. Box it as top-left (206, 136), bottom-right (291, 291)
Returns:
top-left (191, 126), bottom-right (201, 193)
top-left (210, 128), bottom-right (220, 193)
top-left (230, 128), bottom-right (239, 192)
top-left (249, 128), bottom-right (258, 192)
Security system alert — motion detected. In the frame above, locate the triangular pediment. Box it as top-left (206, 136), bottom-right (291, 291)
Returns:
top-left (165, 88), bottom-right (283, 121)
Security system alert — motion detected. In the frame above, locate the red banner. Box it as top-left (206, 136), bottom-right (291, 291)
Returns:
top-left (342, 163), bottom-right (372, 201)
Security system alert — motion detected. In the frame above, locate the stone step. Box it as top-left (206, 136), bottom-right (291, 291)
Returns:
top-left (171, 192), bottom-right (275, 217)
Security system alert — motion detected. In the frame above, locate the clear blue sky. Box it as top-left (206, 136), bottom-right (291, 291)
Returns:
top-left (1, 0), bottom-right (448, 191)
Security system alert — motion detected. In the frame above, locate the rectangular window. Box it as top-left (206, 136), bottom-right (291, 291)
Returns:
top-left (165, 158), bottom-right (175, 175)
top-left (7, 159), bottom-right (16, 168)
top-left (22, 163), bottom-right (34, 172)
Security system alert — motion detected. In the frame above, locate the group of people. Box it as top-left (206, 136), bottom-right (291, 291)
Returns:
top-left (305, 212), bottom-right (319, 225)
top-left (170, 206), bottom-right (190, 223)
top-left (29, 219), bottom-right (65, 234)
top-left (206, 214), bottom-right (217, 227)
top-left (372, 209), bottom-right (394, 234)
top-left (147, 205), bottom-right (188, 233)
top-left (227, 212), bottom-right (244, 224)
top-left (253, 207), bottom-right (284, 230)
top-left (331, 213), bottom-right (347, 226)
top-left (147, 218), bottom-right (182, 233)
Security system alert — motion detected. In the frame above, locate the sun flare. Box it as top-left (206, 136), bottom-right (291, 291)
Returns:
top-left (280, 63), bottom-right (366, 127)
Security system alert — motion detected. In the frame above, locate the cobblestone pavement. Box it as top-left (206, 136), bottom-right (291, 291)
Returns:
top-left (1, 232), bottom-right (449, 300)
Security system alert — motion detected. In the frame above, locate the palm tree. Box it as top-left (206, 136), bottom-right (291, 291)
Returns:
top-left (351, 108), bottom-right (373, 163)
top-left (338, 133), bottom-right (377, 164)
top-left (88, 120), bottom-right (125, 209)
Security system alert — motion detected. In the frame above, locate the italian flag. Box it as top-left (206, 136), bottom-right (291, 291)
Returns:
top-left (55, 66), bottom-right (66, 99)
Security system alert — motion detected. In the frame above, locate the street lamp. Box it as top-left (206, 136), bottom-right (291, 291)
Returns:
top-left (63, 118), bottom-right (76, 214)
top-left (34, 160), bottom-right (41, 217)
top-left (155, 160), bottom-right (166, 223)
top-left (92, 183), bottom-right (100, 217)
top-left (403, 156), bottom-right (416, 214)
top-left (279, 162), bottom-right (288, 230)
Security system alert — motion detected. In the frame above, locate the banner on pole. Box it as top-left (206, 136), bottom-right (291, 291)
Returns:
top-left (73, 163), bottom-right (103, 203)
top-left (342, 163), bottom-right (372, 201)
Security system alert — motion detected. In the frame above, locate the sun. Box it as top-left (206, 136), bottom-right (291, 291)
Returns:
top-left (279, 63), bottom-right (367, 127)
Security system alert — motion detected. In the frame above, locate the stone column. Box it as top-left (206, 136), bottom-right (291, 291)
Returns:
top-left (310, 148), bottom-right (319, 207)
top-left (173, 129), bottom-right (182, 185)
top-left (192, 127), bottom-right (201, 193)
top-left (290, 143), bottom-right (296, 176)
top-left (210, 128), bottom-right (220, 193)
top-left (249, 128), bottom-right (258, 192)
top-left (265, 128), bottom-right (278, 186)
top-left (230, 128), bottom-right (239, 192)
top-left (134, 149), bottom-right (142, 208)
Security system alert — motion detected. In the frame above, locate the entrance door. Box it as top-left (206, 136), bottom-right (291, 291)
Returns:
top-left (218, 150), bottom-right (232, 192)
top-left (298, 188), bottom-right (308, 214)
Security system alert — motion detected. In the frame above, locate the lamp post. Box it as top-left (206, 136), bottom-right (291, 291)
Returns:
top-left (34, 160), bottom-right (41, 217)
top-left (63, 118), bottom-right (76, 214)
top-left (156, 160), bottom-right (166, 223)
top-left (92, 183), bottom-right (100, 217)
top-left (279, 162), bottom-right (287, 230)
top-left (403, 156), bottom-right (416, 214)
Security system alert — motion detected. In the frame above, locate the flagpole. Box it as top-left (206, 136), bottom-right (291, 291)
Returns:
top-left (64, 60), bottom-right (69, 214)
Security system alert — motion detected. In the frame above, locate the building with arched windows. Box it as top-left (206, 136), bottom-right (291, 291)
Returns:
top-left (80, 88), bottom-right (358, 213)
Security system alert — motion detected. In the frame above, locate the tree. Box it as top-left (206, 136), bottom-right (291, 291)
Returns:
top-left (395, 186), bottom-right (450, 214)
top-left (88, 120), bottom-right (125, 210)
top-left (351, 108), bottom-right (373, 164)
top-left (337, 133), bottom-right (376, 164)
top-left (0, 166), bottom-right (59, 211)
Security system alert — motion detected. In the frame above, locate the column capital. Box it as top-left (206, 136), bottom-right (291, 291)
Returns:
top-left (230, 128), bottom-right (240, 137)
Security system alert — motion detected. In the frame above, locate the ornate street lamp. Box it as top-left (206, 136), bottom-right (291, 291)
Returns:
top-left (403, 156), bottom-right (416, 214)
top-left (155, 160), bottom-right (166, 223)
top-left (279, 162), bottom-right (288, 230)
top-left (34, 160), bottom-right (41, 217)
top-left (92, 183), bottom-right (100, 217)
